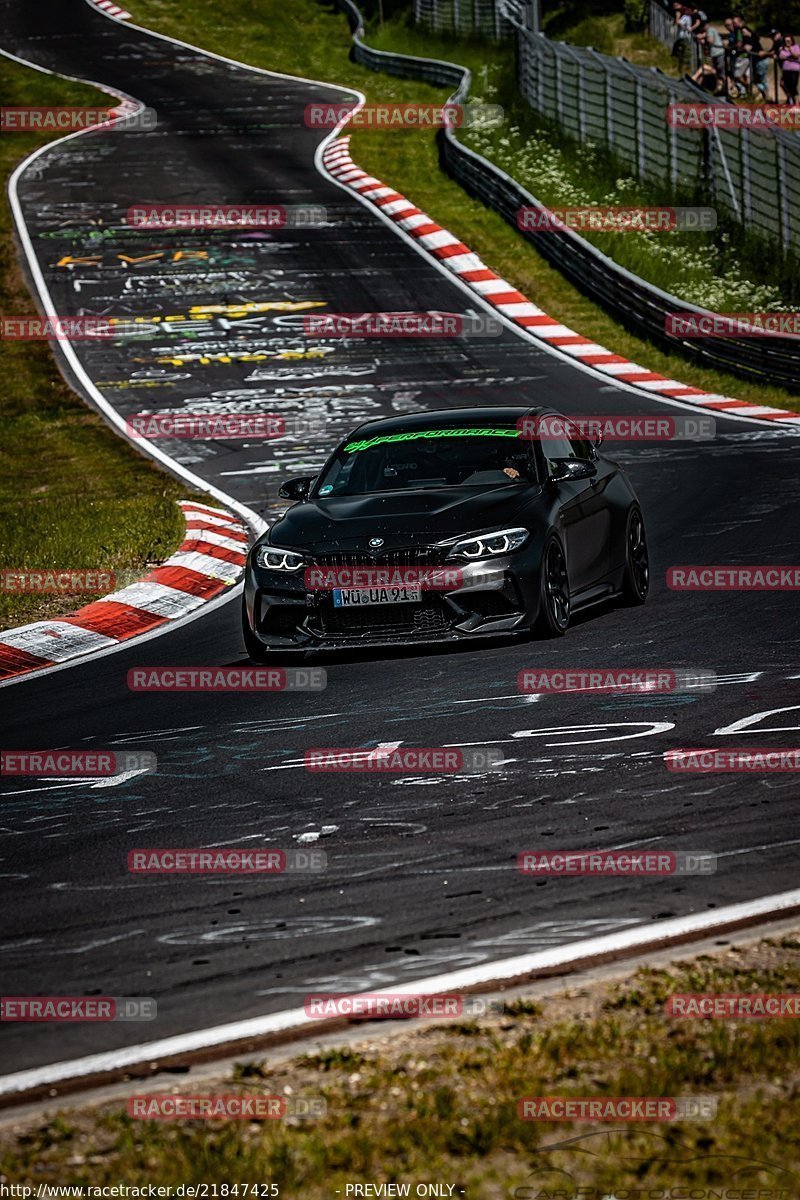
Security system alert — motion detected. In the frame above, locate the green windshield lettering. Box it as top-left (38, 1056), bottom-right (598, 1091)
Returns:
top-left (343, 427), bottom-right (521, 453)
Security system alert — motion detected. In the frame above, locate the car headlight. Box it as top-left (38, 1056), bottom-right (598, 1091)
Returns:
top-left (445, 527), bottom-right (529, 560)
top-left (254, 545), bottom-right (306, 571)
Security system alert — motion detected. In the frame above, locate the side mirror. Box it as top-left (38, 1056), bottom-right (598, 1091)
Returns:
top-left (550, 458), bottom-right (597, 482)
top-left (279, 476), bottom-right (314, 501)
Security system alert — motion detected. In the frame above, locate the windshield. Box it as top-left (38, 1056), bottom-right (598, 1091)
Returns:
top-left (314, 426), bottom-right (536, 497)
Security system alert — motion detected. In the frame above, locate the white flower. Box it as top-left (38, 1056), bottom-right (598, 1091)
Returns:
top-left (460, 123), bottom-right (784, 310)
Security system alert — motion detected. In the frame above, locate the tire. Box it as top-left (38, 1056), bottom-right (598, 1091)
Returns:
top-left (536, 535), bottom-right (570, 637)
top-left (242, 594), bottom-right (269, 661)
top-left (621, 506), bottom-right (649, 605)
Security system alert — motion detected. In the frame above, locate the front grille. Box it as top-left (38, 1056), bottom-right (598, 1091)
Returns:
top-left (314, 594), bottom-right (450, 638)
top-left (310, 547), bottom-right (448, 569)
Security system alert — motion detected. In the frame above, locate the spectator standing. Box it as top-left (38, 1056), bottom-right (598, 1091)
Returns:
top-left (751, 30), bottom-right (776, 100)
top-left (737, 18), bottom-right (757, 96)
top-left (768, 30), bottom-right (783, 101)
top-left (695, 24), bottom-right (727, 92)
top-left (723, 18), bottom-right (738, 95)
top-left (724, 15), bottom-right (753, 96)
top-left (779, 34), bottom-right (800, 105)
top-left (672, 3), bottom-right (694, 72)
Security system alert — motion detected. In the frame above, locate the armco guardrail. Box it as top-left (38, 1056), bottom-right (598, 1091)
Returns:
top-left (334, 0), bottom-right (468, 93)
top-left (328, 0), bottom-right (800, 392)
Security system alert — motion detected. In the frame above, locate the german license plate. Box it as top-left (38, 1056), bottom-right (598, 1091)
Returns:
top-left (333, 586), bottom-right (422, 607)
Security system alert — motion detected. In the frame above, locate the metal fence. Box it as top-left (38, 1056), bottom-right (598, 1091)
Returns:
top-left (412, 0), bottom-right (518, 39)
top-left (647, 0), bottom-right (786, 99)
top-left (514, 29), bottom-right (800, 259)
top-left (328, 0), bottom-right (800, 391)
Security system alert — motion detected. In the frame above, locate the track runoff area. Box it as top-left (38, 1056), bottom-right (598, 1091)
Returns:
top-left (0, 0), bottom-right (799, 1182)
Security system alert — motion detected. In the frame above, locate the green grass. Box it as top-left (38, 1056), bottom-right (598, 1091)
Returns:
top-left (543, 0), bottom-right (675, 67)
top-left (462, 113), bottom-right (795, 311)
top-left (2, 937), bottom-right (798, 1193)
top-left (0, 60), bottom-right (192, 630)
top-left (375, 10), bottom-right (800, 312)
top-left (126, 0), bottom-right (800, 412)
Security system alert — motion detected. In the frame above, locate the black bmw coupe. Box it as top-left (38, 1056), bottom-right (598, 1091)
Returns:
top-left (242, 406), bottom-right (649, 655)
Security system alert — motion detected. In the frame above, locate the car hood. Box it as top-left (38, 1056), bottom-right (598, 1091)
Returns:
top-left (264, 484), bottom-right (541, 552)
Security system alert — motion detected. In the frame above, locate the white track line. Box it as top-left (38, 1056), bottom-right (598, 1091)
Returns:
top-left (3, 16), bottom-right (799, 1099)
top-left (0, 887), bottom-right (798, 1098)
top-left (3, 53), bottom-right (267, 539)
top-left (0, 9), bottom-right (369, 687)
top-left (0, 37), bottom-right (282, 685)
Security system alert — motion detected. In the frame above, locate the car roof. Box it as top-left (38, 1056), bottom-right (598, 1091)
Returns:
top-left (345, 406), bottom-right (547, 439)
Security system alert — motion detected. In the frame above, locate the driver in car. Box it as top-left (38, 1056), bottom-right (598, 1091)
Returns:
top-left (502, 451), bottom-right (531, 480)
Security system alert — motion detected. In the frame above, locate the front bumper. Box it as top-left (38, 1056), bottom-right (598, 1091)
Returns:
top-left (243, 552), bottom-right (541, 652)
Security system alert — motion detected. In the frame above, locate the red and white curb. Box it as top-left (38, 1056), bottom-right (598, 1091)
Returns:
top-left (0, 502), bottom-right (247, 682)
top-left (322, 136), bottom-right (800, 427)
top-left (89, 0), bottom-right (131, 19)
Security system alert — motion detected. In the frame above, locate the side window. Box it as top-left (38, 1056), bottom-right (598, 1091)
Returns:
top-left (539, 433), bottom-right (574, 476)
top-left (522, 441), bottom-right (540, 482)
top-left (567, 431), bottom-right (593, 461)
top-left (503, 440), bottom-right (538, 483)
top-left (552, 415), bottom-right (593, 461)
top-left (327, 454), bottom-right (356, 495)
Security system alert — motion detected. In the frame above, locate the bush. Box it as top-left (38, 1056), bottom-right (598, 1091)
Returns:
top-left (624, 0), bottom-right (650, 31)
top-left (741, 0), bottom-right (800, 30)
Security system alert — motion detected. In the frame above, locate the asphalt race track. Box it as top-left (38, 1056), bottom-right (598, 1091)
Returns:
top-left (1, 0), bottom-right (800, 1078)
